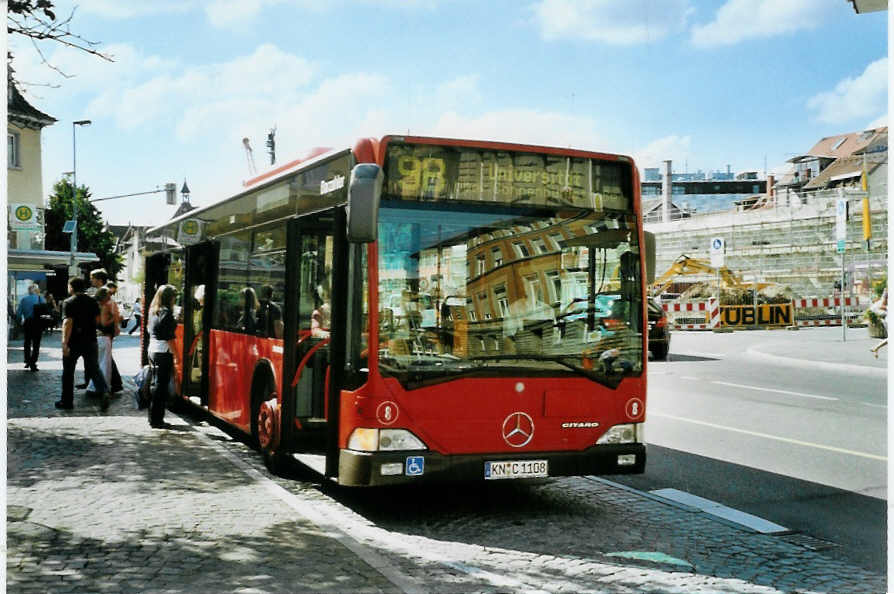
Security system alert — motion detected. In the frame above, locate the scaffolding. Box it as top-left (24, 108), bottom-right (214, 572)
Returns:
top-left (645, 185), bottom-right (888, 300)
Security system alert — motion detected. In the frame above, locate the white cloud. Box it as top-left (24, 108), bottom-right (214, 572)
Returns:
top-left (807, 58), bottom-right (888, 125)
top-left (427, 109), bottom-right (605, 149)
top-left (10, 42), bottom-right (175, 95)
top-left (434, 75), bottom-right (482, 111)
top-left (531, 0), bottom-right (692, 44)
top-left (632, 135), bottom-right (692, 171)
top-left (87, 44), bottom-right (315, 131)
top-left (691, 0), bottom-right (838, 47)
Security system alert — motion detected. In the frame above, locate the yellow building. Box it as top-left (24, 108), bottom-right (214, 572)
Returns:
top-left (7, 82), bottom-right (96, 312)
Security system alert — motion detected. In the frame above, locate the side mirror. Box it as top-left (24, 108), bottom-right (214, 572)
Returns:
top-left (643, 230), bottom-right (656, 284)
top-left (347, 164), bottom-right (383, 243)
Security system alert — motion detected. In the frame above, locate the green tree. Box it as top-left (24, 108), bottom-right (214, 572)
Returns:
top-left (44, 179), bottom-right (122, 278)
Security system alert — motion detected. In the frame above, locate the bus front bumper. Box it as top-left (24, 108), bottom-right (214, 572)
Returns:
top-left (337, 443), bottom-right (646, 487)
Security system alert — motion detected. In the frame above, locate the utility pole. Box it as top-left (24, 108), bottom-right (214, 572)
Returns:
top-left (70, 119), bottom-right (92, 274)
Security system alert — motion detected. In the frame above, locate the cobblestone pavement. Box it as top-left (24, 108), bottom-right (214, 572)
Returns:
top-left (7, 332), bottom-right (888, 593)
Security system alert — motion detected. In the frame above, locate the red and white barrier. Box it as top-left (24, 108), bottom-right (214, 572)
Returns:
top-left (792, 296), bottom-right (863, 327)
top-left (792, 297), bottom-right (857, 308)
top-left (661, 299), bottom-right (719, 330)
top-left (660, 295), bottom-right (863, 330)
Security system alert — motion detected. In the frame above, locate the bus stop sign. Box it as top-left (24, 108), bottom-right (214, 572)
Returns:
top-left (710, 237), bottom-right (725, 267)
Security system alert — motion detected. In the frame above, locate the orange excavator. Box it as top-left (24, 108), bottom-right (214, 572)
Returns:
top-left (650, 255), bottom-right (776, 297)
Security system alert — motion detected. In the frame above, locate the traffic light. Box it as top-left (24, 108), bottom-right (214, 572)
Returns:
top-left (165, 183), bottom-right (176, 205)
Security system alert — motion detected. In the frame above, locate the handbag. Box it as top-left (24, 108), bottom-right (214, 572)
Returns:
top-left (133, 364), bottom-right (155, 409)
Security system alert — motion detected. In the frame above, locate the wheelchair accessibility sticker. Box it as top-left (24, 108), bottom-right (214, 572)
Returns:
top-left (405, 456), bottom-right (425, 476)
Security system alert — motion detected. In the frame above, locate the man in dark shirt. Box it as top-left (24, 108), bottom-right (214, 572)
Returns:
top-left (256, 285), bottom-right (283, 338)
top-left (58, 277), bottom-right (110, 410)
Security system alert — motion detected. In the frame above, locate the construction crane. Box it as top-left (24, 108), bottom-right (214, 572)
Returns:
top-left (242, 137), bottom-right (257, 176)
top-left (650, 255), bottom-right (775, 297)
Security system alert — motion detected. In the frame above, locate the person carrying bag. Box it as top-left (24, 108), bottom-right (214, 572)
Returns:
top-left (147, 284), bottom-right (178, 428)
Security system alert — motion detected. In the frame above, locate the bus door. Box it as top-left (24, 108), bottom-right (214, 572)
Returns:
top-left (287, 216), bottom-right (336, 426)
top-left (142, 252), bottom-right (172, 366)
top-left (181, 242), bottom-right (218, 406)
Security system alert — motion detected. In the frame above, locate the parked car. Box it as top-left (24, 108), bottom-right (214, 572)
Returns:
top-left (647, 298), bottom-right (671, 360)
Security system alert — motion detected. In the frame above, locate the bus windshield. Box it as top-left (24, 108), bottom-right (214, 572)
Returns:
top-left (376, 201), bottom-right (643, 389)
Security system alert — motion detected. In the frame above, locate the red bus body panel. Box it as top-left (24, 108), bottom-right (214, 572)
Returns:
top-left (340, 376), bottom-right (646, 454)
top-left (206, 329), bottom-right (284, 433)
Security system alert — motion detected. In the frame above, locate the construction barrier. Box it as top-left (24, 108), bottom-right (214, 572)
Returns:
top-left (791, 296), bottom-right (864, 328)
top-left (662, 299), bottom-right (720, 330)
top-left (662, 296), bottom-right (865, 330)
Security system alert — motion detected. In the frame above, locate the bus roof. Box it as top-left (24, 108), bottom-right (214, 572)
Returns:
top-left (147, 135), bottom-right (637, 238)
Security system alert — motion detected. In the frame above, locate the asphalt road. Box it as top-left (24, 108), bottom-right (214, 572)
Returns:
top-left (612, 327), bottom-right (887, 573)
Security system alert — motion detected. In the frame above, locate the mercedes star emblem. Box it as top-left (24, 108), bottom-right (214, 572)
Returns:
top-left (502, 412), bottom-right (534, 448)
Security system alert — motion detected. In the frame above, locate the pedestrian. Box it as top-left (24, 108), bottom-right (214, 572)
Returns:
top-left (237, 286), bottom-right (259, 335)
top-left (869, 288), bottom-right (887, 358)
top-left (8, 297), bottom-right (18, 340)
top-left (44, 291), bottom-right (59, 332)
top-left (77, 270), bottom-right (122, 392)
top-left (75, 268), bottom-right (109, 389)
top-left (58, 277), bottom-right (110, 411)
top-left (17, 284), bottom-right (46, 371)
top-left (256, 284), bottom-right (283, 338)
top-left (147, 284), bottom-right (178, 428)
top-left (86, 287), bottom-right (119, 397)
top-left (128, 297), bottom-right (142, 334)
top-left (105, 282), bottom-right (124, 393)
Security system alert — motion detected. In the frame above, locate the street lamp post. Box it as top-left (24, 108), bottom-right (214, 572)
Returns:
top-left (70, 119), bottom-right (92, 273)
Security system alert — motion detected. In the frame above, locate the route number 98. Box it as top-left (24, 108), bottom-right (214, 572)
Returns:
top-left (397, 156), bottom-right (447, 198)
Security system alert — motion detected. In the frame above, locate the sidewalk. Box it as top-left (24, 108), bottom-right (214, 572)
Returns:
top-left (6, 332), bottom-right (397, 593)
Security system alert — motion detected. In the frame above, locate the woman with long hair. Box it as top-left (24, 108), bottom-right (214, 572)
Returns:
top-left (237, 286), bottom-right (259, 334)
top-left (147, 284), bottom-right (178, 428)
top-left (87, 287), bottom-right (118, 403)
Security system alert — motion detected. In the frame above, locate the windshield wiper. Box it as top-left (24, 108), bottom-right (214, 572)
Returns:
top-left (466, 354), bottom-right (590, 374)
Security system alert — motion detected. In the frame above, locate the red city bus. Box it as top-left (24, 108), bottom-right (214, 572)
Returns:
top-left (143, 135), bottom-right (650, 485)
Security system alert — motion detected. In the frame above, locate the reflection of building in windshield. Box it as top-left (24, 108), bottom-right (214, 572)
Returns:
top-left (378, 206), bottom-right (640, 373)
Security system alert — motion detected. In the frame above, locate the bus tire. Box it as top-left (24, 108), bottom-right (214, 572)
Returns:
top-left (250, 368), bottom-right (276, 447)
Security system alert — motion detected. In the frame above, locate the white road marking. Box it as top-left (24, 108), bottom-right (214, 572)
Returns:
top-left (713, 381), bottom-right (838, 401)
top-left (649, 411), bottom-right (886, 461)
top-left (863, 402), bottom-right (888, 409)
top-left (680, 376), bottom-right (700, 381)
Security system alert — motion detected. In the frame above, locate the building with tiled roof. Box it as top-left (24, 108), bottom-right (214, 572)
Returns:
top-left (782, 127), bottom-right (887, 191)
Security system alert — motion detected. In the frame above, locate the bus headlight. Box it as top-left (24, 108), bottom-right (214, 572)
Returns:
top-left (379, 429), bottom-right (426, 451)
top-left (347, 428), bottom-right (427, 452)
top-left (596, 423), bottom-right (644, 445)
top-left (348, 428), bottom-right (378, 451)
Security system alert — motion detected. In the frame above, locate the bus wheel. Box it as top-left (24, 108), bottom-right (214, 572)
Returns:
top-left (257, 397), bottom-right (281, 452)
top-left (257, 396), bottom-right (286, 474)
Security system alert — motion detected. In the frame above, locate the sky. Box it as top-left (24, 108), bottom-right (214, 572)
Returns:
top-left (8, 0), bottom-right (889, 227)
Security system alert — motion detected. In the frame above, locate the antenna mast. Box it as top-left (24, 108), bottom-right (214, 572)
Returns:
top-left (242, 137), bottom-right (257, 175)
top-left (266, 126), bottom-right (277, 166)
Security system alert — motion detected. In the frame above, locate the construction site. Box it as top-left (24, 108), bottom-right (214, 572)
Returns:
top-left (644, 143), bottom-right (888, 328)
